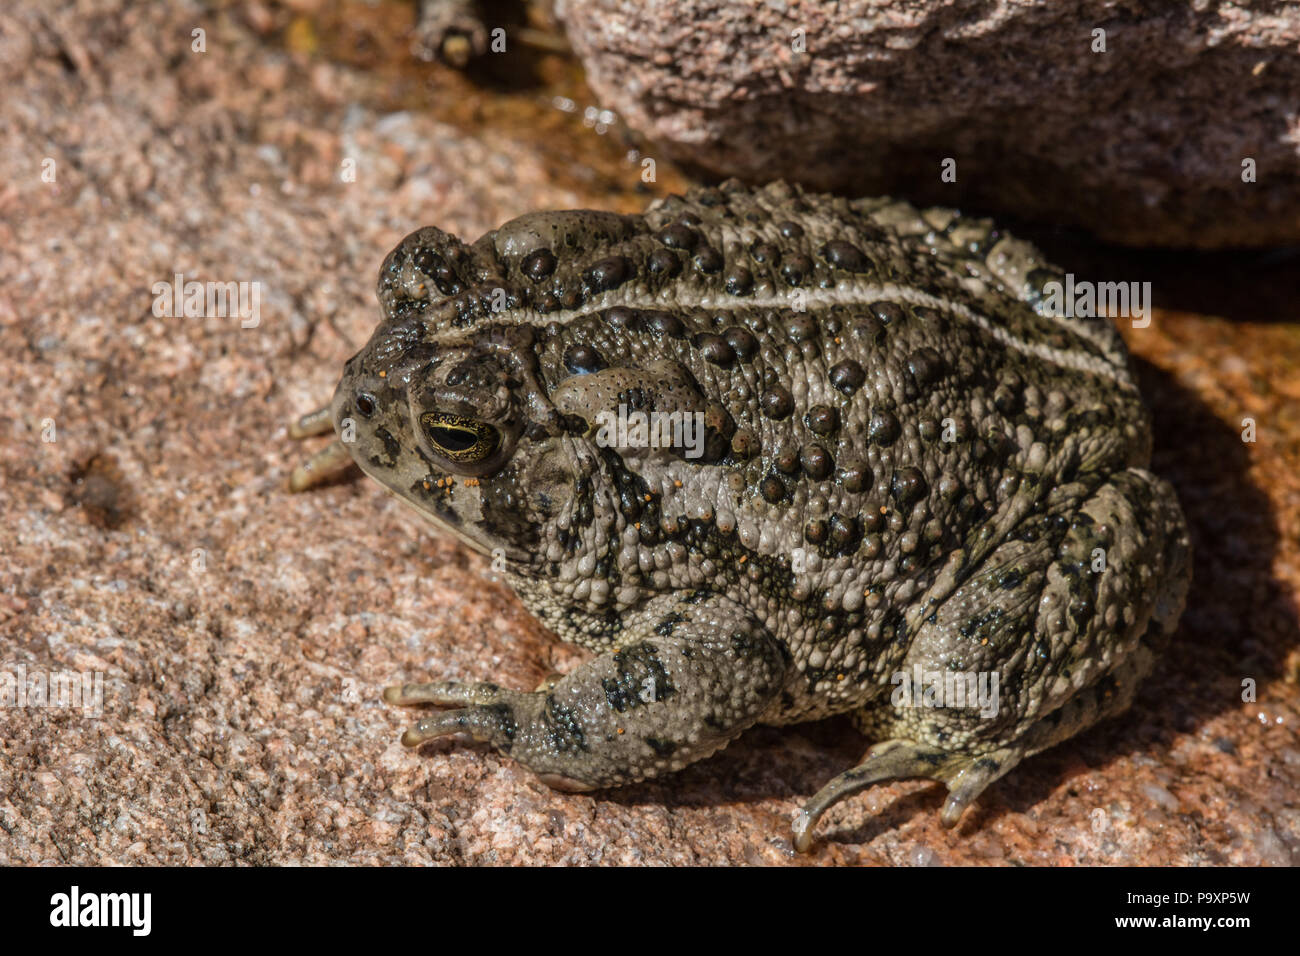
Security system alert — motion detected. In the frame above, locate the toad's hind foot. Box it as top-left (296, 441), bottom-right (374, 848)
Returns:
top-left (792, 739), bottom-right (1020, 853)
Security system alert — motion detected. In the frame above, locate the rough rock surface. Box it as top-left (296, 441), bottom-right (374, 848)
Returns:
top-left (558, 0), bottom-right (1300, 248)
top-left (0, 0), bottom-right (1298, 865)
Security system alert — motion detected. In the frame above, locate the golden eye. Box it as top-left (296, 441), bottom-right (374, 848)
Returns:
top-left (419, 413), bottom-right (499, 464)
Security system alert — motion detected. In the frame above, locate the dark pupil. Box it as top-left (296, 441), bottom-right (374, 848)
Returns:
top-left (431, 425), bottom-right (478, 452)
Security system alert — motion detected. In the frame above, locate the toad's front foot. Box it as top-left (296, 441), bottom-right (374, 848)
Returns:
top-left (384, 679), bottom-right (601, 791)
top-left (286, 403), bottom-right (355, 492)
top-left (383, 593), bottom-right (789, 790)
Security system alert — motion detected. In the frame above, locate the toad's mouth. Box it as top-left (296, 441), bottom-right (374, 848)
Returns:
top-left (353, 455), bottom-right (538, 566)
top-left (287, 432), bottom-right (496, 556)
top-left (376, 474), bottom-right (492, 558)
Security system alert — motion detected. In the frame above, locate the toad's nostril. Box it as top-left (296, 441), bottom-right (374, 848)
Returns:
top-left (355, 393), bottom-right (376, 417)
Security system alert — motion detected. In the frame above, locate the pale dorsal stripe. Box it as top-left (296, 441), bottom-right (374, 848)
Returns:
top-left (502, 280), bottom-right (1133, 388)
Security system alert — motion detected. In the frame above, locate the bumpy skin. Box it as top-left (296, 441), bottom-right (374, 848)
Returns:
top-left (321, 180), bottom-right (1190, 849)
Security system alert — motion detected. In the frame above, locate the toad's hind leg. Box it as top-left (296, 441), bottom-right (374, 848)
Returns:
top-left (793, 646), bottom-right (1158, 852)
top-left (794, 468), bottom-right (1190, 852)
top-left (792, 740), bottom-right (1021, 852)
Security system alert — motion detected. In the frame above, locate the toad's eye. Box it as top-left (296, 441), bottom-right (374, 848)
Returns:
top-left (419, 413), bottom-right (499, 464)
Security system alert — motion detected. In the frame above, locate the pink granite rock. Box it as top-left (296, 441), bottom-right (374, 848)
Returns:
top-left (557, 0), bottom-right (1300, 248)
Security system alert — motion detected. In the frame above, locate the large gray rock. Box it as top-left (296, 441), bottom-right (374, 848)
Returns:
top-left (557, 0), bottom-right (1300, 248)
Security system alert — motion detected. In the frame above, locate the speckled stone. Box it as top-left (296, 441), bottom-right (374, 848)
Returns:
top-left (557, 0), bottom-right (1300, 248)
